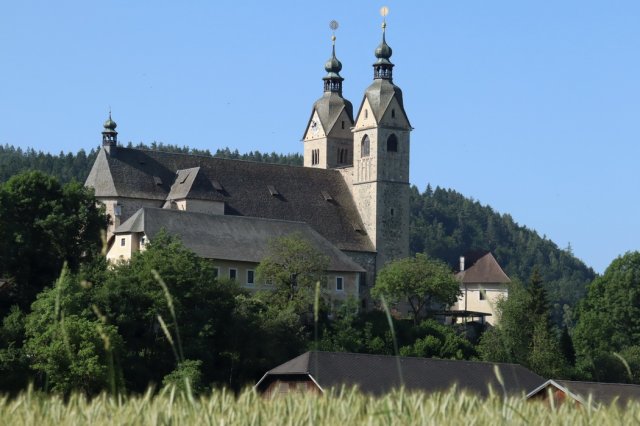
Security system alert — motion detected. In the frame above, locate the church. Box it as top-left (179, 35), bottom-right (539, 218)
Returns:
top-left (85, 19), bottom-right (412, 308)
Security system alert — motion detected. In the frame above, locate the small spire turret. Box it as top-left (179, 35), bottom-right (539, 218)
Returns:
top-left (102, 110), bottom-right (118, 148)
top-left (323, 21), bottom-right (344, 93)
top-left (373, 8), bottom-right (394, 81)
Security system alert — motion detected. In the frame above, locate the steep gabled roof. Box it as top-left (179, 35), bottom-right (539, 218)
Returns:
top-left (527, 379), bottom-right (640, 407)
top-left (115, 208), bottom-right (365, 273)
top-left (85, 149), bottom-right (118, 196)
top-left (355, 79), bottom-right (411, 126)
top-left (86, 147), bottom-right (373, 252)
top-left (305, 92), bottom-right (354, 138)
top-left (456, 252), bottom-right (511, 284)
top-left (256, 351), bottom-right (544, 396)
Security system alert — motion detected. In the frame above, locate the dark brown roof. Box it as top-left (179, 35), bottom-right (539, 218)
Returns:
top-left (86, 147), bottom-right (373, 252)
top-left (256, 351), bottom-right (545, 396)
top-left (527, 379), bottom-right (640, 406)
top-left (115, 208), bottom-right (365, 273)
top-left (456, 252), bottom-right (511, 284)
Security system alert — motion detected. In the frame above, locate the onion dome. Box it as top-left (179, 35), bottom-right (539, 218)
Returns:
top-left (373, 21), bottom-right (394, 81)
top-left (325, 38), bottom-right (343, 74)
top-left (103, 112), bottom-right (117, 131)
top-left (374, 24), bottom-right (393, 62)
top-left (323, 35), bottom-right (344, 93)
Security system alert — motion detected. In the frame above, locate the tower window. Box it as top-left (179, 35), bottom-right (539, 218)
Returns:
top-left (361, 135), bottom-right (370, 158)
top-left (337, 148), bottom-right (348, 164)
top-left (341, 120), bottom-right (345, 129)
top-left (390, 208), bottom-right (395, 217)
top-left (387, 134), bottom-right (398, 152)
top-left (365, 109), bottom-right (368, 119)
top-left (311, 149), bottom-right (320, 165)
top-left (392, 109), bottom-right (396, 118)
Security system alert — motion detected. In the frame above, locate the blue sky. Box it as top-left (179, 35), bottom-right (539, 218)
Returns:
top-left (2, 1), bottom-right (639, 273)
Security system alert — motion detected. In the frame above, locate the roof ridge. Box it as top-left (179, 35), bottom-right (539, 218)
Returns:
top-left (558, 379), bottom-right (640, 387)
top-left (308, 350), bottom-right (536, 369)
top-left (121, 146), bottom-right (306, 168)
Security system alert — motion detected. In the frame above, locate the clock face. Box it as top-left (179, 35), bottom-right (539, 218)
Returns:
top-left (310, 120), bottom-right (319, 135)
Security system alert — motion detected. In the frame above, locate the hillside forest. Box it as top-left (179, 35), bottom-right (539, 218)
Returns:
top-left (2, 144), bottom-right (634, 396)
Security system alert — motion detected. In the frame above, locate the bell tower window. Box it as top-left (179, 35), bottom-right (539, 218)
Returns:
top-left (387, 134), bottom-right (398, 152)
top-left (361, 135), bottom-right (370, 158)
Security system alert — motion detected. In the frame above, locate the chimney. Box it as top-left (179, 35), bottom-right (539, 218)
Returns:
top-left (459, 256), bottom-right (465, 272)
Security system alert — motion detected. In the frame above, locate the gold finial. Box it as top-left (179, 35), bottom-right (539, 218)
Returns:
top-left (380, 6), bottom-right (389, 31)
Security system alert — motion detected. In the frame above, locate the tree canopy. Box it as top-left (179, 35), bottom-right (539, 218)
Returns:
top-left (573, 251), bottom-right (640, 382)
top-left (256, 233), bottom-right (329, 314)
top-left (372, 253), bottom-right (461, 324)
top-left (0, 171), bottom-right (105, 315)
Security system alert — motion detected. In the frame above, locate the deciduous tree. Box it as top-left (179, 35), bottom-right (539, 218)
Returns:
top-left (256, 233), bottom-right (329, 314)
top-left (372, 253), bottom-right (460, 325)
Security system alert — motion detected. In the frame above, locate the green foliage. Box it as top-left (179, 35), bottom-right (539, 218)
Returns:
top-left (0, 171), bottom-right (105, 315)
top-left (18, 232), bottom-right (307, 394)
top-left (24, 267), bottom-right (123, 395)
top-left (410, 185), bottom-right (596, 325)
top-left (399, 320), bottom-right (477, 360)
top-left (0, 306), bottom-right (30, 392)
top-left (315, 298), bottom-right (365, 352)
top-left (256, 234), bottom-right (329, 315)
top-left (573, 251), bottom-right (640, 382)
top-left (162, 360), bottom-right (204, 394)
top-left (372, 253), bottom-right (460, 324)
top-left (479, 278), bottom-right (570, 378)
top-left (0, 145), bottom-right (98, 184)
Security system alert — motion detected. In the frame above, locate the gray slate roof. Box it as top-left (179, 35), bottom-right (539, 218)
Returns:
top-left (256, 351), bottom-right (545, 396)
top-left (115, 208), bottom-right (365, 273)
top-left (306, 92), bottom-right (354, 137)
top-left (85, 147), bottom-right (373, 252)
top-left (456, 252), bottom-right (511, 284)
top-left (357, 79), bottom-right (411, 126)
top-left (527, 379), bottom-right (640, 407)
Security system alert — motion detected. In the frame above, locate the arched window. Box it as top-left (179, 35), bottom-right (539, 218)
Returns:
top-left (387, 134), bottom-right (398, 152)
top-left (361, 135), bottom-right (370, 157)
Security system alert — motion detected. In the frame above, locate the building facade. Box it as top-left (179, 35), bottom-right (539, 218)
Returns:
top-left (86, 19), bottom-right (411, 307)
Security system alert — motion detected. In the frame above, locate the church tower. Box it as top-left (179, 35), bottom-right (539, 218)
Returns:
top-left (351, 16), bottom-right (412, 271)
top-left (303, 24), bottom-right (354, 169)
